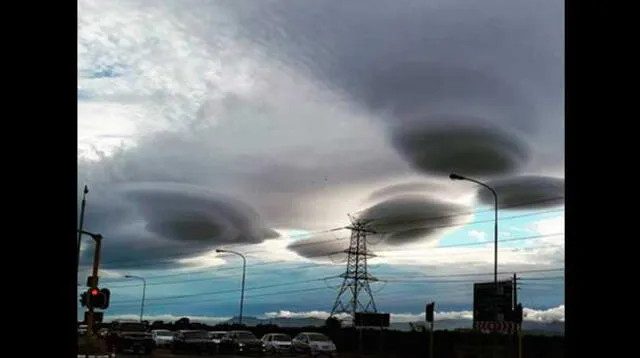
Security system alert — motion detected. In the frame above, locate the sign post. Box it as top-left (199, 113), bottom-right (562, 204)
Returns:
top-left (426, 302), bottom-right (435, 358)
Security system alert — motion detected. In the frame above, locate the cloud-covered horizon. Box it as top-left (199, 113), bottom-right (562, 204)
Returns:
top-left (101, 304), bottom-right (564, 325)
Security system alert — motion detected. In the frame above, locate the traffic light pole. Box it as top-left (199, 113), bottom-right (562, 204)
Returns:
top-left (86, 233), bottom-right (102, 337)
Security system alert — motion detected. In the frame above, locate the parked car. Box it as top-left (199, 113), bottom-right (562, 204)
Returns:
top-left (292, 332), bottom-right (337, 357)
top-left (151, 329), bottom-right (174, 348)
top-left (219, 330), bottom-right (265, 355)
top-left (106, 321), bottom-right (154, 355)
top-left (208, 331), bottom-right (228, 345)
top-left (171, 330), bottom-right (216, 355)
top-left (261, 333), bottom-right (294, 355)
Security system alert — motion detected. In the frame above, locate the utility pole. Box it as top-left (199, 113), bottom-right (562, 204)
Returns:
top-left (77, 185), bottom-right (89, 273)
top-left (82, 231), bottom-right (103, 337)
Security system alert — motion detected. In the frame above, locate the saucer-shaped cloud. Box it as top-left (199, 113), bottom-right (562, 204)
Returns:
top-left (286, 231), bottom-right (352, 261)
top-left (390, 122), bottom-right (530, 178)
top-left (79, 182), bottom-right (278, 269)
top-left (477, 175), bottom-right (565, 210)
top-left (118, 182), bottom-right (277, 245)
top-left (358, 195), bottom-right (472, 245)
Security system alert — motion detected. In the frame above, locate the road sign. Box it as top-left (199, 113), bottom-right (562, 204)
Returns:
top-left (354, 312), bottom-right (390, 327)
top-left (473, 280), bottom-right (514, 324)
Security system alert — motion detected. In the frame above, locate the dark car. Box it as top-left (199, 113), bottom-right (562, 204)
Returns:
top-left (219, 330), bottom-right (265, 355)
top-left (106, 321), bottom-right (154, 355)
top-left (171, 330), bottom-right (216, 355)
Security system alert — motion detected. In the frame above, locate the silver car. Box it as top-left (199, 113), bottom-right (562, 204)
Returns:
top-left (292, 332), bottom-right (337, 357)
top-left (261, 333), bottom-right (294, 355)
top-left (151, 329), bottom-right (173, 348)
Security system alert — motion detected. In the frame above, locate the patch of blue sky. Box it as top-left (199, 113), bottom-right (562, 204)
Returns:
top-left (438, 206), bottom-right (565, 250)
top-left (86, 64), bottom-right (125, 79)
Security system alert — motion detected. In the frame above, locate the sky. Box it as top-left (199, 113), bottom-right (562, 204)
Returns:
top-left (77, 0), bottom-right (564, 325)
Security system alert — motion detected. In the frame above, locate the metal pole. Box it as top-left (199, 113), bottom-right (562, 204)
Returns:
top-left (429, 321), bottom-right (434, 358)
top-left (77, 185), bottom-right (89, 273)
top-left (239, 254), bottom-right (246, 325)
top-left (87, 234), bottom-right (102, 336)
top-left (125, 275), bottom-right (146, 322)
top-left (217, 249), bottom-right (247, 325)
top-left (141, 278), bottom-right (146, 323)
top-left (493, 190), bottom-right (498, 291)
top-left (518, 324), bottom-right (522, 358)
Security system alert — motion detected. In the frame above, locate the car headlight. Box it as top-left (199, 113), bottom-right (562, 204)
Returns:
top-left (238, 343), bottom-right (245, 347)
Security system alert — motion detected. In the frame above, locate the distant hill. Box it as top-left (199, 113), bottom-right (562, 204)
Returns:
top-left (220, 316), bottom-right (563, 335)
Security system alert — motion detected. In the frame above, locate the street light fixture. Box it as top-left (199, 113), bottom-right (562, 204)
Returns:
top-left (449, 173), bottom-right (500, 291)
top-left (216, 248), bottom-right (246, 325)
top-left (124, 275), bottom-right (146, 323)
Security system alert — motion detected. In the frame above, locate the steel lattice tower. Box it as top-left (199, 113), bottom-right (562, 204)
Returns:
top-left (330, 219), bottom-right (378, 320)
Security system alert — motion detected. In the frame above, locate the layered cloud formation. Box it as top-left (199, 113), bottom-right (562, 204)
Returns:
top-left (78, 0), bottom-right (564, 267)
top-left (79, 182), bottom-right (277, 269)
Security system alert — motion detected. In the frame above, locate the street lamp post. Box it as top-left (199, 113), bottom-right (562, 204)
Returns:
top-left (77, 185), bottom-right (89, 273)
top-left (449, 173), bottom-right (499, 291)
top-left (125, 275), bottom-right (146, 323)
top-left (216, 249), bottom-right (246, 325)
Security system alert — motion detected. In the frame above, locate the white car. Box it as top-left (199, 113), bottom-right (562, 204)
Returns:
top-left (292, 332), bottom-right (337, 357)
top-left (151, 329), bottom-right (174, 348)
top-left (261, 333), bottom-right (294, 355)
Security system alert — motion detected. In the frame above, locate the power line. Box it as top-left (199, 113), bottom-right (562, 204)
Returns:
top-left (82, 207), bottom-right (563, 270)
top-left (102, 267), bottom-right (563, 307)
top-left (80, 197), bottom-right (563, 266)
top-left (89, 234), bottom-right (562, 289)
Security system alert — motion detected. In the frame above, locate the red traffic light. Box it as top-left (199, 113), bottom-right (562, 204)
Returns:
top-left (90, 288), bottom-right (99, 296)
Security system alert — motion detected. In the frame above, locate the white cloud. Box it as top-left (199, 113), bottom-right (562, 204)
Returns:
top-left (524, 305), bottom-right (564, 323)
top-left (531, 216), bottom-right (564, 237)
top-left (250, 306), bottom-right (561, 323)
top-left (104, 314), bottom-right (231, 325)
top-left (468, 230), bottom-right (486, 241)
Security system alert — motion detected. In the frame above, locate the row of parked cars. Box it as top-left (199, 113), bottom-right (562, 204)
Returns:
top-left (158, 328), bottom-right (337, 356)
top-left (86, 320), bottom-right (337, 356)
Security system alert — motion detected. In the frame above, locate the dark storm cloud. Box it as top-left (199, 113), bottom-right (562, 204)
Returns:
top-left (476, 175), bottom-right (565, 210)
top-left (286, 232), bottom-right (352, 261)
top-left (213, 0), bottom-right (563, 174)
top-left (367, 183), bottom-right (444, 202)
top-left (357, 195), bottom-right (471, 245)
top-left (78, 182), bottom-right (278, 269)
top-left (390, 122), bottom-right (531, 178)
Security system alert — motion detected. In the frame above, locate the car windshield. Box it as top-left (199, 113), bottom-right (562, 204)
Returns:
top-left (184, 331), bottom-right (209, 339)
top-left (307, 334), bottom-right (330, 342)
top-left (273, 334), bottom-right (291, 341)
top-left (211, 333), bottom-right (225, 338)
top-left (156, 331), bottom-right (173, 337)
top-left (236, 332), bottom-right (257, 339)
top-left (118, 323), bottom-right (147, 332)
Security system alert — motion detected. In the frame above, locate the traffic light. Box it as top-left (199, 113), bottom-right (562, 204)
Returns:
top-left (80, 291), bottom-right (88, 307)
top-left (426, 302), bottom-right (435, 323)
top-left (100, 288), bottom-right (111, 309)
top-left (87, 288), bottom-right (111, 309)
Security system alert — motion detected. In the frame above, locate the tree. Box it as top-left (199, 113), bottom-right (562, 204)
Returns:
top-left (324, 316), bottom-right (342, 331)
